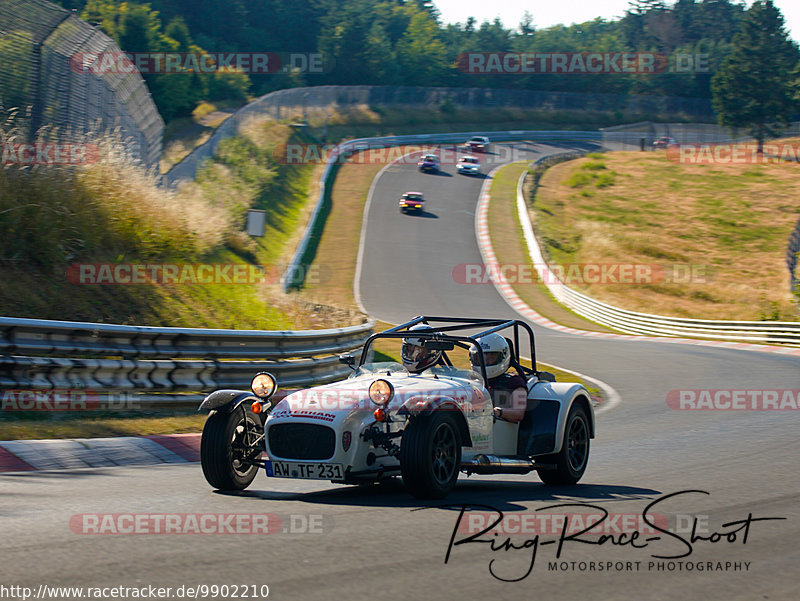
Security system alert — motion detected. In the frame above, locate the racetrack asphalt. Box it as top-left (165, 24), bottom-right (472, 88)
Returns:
top-left (1, 141), bottom-right (799, 601)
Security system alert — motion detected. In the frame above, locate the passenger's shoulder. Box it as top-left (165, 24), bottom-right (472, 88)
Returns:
top-left (491, 373), bottom-right (527, 390)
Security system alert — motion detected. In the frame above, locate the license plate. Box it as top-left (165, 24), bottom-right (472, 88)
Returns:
top-left (265, 460), bottom-right (343, 480)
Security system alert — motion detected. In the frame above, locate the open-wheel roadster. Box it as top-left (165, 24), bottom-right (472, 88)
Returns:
top-left (199, 317), bottom-right (595, 499)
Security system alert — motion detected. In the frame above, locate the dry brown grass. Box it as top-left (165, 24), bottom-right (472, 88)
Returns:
top-left (487, 162), bottom-right (615, 333)
top-left (534, 151), bottom-right (800, 320)
top-left (0, 413), bottom-right (206, 440)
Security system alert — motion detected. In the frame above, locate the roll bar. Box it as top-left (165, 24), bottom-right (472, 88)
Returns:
top-left (359, 316), bottom-right (538, 384)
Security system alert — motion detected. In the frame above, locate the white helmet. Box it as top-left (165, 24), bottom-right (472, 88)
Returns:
top-left (401, 324), bottom-right (442, 373)
top-left (470, 332), bottom-right (511, 379)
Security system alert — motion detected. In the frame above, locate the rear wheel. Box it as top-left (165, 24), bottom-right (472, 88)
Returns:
top-left (400, 412), bottom-right (461, 499)
top-left (201, 407), bottom-right (262, 490)
top-left (537, 403), bottom-right (590, 485)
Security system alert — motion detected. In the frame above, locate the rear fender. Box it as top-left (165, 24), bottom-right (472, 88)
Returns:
top-left (522, 382), bottom-right (595, 455)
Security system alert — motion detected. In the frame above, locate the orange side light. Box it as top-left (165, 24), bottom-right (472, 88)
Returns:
top-left (373, 408), bottom-right (387, 422)
top-left (251, 401), bottom-right (263, 414)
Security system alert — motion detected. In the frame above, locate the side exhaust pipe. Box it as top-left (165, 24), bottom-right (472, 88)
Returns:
top-left (461, 454), bottom-right (554, 475)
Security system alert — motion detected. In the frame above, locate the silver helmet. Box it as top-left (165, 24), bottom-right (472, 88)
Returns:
top-left (401, 324), bottom-right (442, 373)
top-left (470, 332), bottom-right (511, 379)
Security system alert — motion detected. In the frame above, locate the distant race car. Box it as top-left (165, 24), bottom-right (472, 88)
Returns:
top-left (198, 317), bottom-right (596, 499)
top-left (398, 191), bottom-right (425, 213)
top-left (653, 136), bottom-right (677, 149)
top-left (464, 136), bottom-right (490, 153)
top-left (457, 155), bottom-right (481, 175)
top-left (418, 153), bottom-right (440, 172)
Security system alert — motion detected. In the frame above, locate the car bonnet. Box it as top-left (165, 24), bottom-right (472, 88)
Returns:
top-left (269, 373), bottom-right (476, 422)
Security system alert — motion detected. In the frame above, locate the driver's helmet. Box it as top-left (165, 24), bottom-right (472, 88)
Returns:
top-left (470, 332), bottom-right (511, 380)
top-left (401, 324), bottom-right (442, 373)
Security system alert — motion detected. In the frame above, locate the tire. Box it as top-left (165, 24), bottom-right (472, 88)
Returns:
top-left (201, 407), bottom-right (262, 490)
top-left (400, 411), bottom-right (461, 499)
top-left (537, 403), bottom-right (590, 485)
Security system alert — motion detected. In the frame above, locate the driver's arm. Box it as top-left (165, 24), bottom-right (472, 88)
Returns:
top-left (493, 387), bottom-right (526, 423)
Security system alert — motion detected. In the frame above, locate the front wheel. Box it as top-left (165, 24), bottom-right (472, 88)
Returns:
top-left (201, 406), bottom-right (262, 490)
top-left (537, 403), bottom-right (590, 485)
top-left (400, 412), bottom-right (461, 499)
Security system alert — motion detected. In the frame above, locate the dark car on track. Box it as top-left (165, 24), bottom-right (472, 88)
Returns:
top-left (399, 191), bottom-right (425, 213)
top-left (464, 136), bottom-right (490, 153)
top-left (418, 153), bottom-right (440, 172)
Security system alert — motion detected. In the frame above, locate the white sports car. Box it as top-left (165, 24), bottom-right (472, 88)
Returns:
top-left (457, 155), bottom-right (481, 175)
top-left (199, 317), bottom-right (595, 499)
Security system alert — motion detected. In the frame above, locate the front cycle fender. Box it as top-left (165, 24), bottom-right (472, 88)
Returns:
top-left (198, 389), bottom-right (258, 414)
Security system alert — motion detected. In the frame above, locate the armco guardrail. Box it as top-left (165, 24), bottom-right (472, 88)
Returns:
top-left (0, 317), bottom-right (374, 407)
top-left (515, 154), bottom-right (800, 345)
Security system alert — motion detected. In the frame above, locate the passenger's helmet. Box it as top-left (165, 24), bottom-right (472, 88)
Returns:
top-left (470, 332), bottom-right (511, 379)
top-left (401, 324), bottom-right (442, 373)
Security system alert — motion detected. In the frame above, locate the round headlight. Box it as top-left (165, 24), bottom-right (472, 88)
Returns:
top-left (368, 379), bottom-right (394, 406)
top-left (251, 372), bottom-right (277, 400)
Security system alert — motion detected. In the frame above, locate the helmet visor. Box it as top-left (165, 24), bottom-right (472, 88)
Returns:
top-left (470, 348), bottom-right (503, 368)
top-left (402, 343), bottom-right (429, 363)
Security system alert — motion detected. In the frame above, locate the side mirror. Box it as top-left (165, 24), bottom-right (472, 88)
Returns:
top-left (338, 353), bottom-right (356, 370)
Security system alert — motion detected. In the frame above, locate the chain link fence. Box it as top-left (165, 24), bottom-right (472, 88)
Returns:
top-left (0, 0), bottom-right (163, 167)
top-left (240, 85), bottom-right (714, 121)
top-left (789, 219), bottom-right (800, 294)
top-left (601, 120), bottom-right (800, 150)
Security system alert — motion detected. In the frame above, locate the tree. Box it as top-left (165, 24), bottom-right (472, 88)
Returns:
top-left (395, 11), bottom-right (448, 86)
top-left (711, 0), bottom-right (799, 152)
top-left (519, 12), bottom-right (535, 37)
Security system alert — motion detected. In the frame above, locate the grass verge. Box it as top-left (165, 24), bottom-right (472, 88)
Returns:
top-left (487, 161), bottom-right (616, 333)
top-left (0, 410), bottom-right (206, 441)
top-left (534, 150), bottom-right (800, 320)
top-left (0, 117), bottom-right (340, 329)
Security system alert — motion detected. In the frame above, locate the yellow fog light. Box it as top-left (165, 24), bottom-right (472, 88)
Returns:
top-left (251, 372), bottom-right (277, 400)
top-left (368, 379), bottom-right (394, 406)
